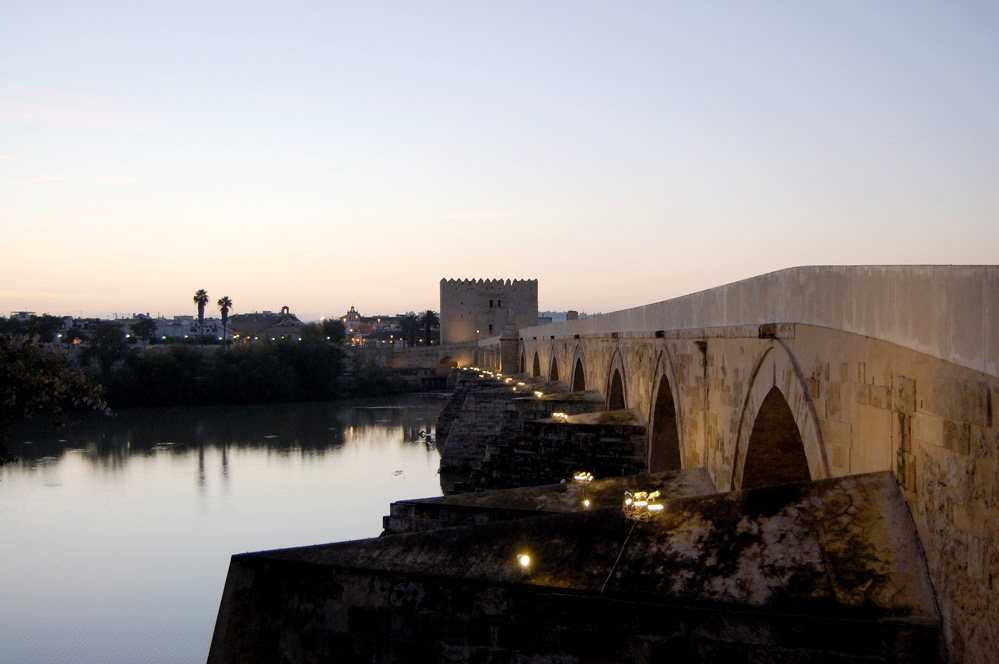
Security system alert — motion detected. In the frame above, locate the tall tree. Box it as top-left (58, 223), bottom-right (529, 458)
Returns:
top-left (2, 332), bottom-right (109, 461)
top-left (87, 322), bottom-right (129, 379)
top-left (131, 318), bottom-right (158, 346)
top-left (418, 310), bottom-right (439, 347)
top-left (399, 313), bottom-right (420, 348)
top-left (321, 318), bottom-right (346, 344)
top-left (193, 289), bottom-right (209, 328)
top-left (217, 296), bottom-right (233, 342)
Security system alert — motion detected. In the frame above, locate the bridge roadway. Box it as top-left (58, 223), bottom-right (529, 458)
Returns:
top-left (456, 265), bottom-right (996, 664)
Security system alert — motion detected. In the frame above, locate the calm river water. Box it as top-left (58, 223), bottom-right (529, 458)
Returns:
top-left (0, 395), bottom-right (446, 664)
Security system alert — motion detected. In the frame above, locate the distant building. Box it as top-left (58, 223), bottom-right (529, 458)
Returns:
top-left (229, 306), bottom-right (304, 342)
top-left (340, 307), bottom-right (435, 347)
top-left (439, 278), bottom-right (538, 344)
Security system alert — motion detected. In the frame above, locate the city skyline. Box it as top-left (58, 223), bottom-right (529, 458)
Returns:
top-left (3, 2), bottom-right (997, 322)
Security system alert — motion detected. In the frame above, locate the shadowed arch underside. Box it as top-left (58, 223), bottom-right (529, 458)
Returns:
top-left (532, 353), bottom-right (541, 377)
top-left (649, 375), bottom-right (681, 472)
top-left (549, 356), bottom-right (560, 382)
top-left (608, 370), bottom-right (625, 410)
top-left (572, 358), bottom-right (585, 391)
top-left (437, 356), bottom-right (457, 375)
top-left (742, 387), bottom-right (810, 489)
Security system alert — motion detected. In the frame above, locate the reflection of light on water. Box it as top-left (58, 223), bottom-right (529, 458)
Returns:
top-left (0, 398), bottom-right (446, 664)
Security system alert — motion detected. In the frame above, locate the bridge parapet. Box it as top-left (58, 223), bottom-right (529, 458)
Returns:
top-left (520, 266), bottom-right (998, 376)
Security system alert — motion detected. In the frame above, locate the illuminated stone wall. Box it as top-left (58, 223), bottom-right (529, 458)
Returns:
top-left (440, 278), bottom-right (538, 345)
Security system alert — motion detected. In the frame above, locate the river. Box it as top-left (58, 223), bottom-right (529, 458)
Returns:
top-left (0, 395), bottom-right (446, 664)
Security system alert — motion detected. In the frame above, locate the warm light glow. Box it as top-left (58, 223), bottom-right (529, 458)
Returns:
top-left (534, 391), bottom-right (543, 398)
top-left (583, 499), bottom-right (591, 508)
top-left (572, 471), bottom-right (593, 483)
top-left (552, 412), bottom-right (569, 422)
top-left (623, 490), bottom-right (664, 521)
top-left (518, 554), bottom-right (531, 569)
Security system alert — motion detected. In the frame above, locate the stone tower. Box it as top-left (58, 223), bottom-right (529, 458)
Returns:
top-left (439, 278), bottom-right (538, 345)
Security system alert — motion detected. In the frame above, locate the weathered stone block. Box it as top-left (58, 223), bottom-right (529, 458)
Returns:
top-left (930, 376), bottom-right (991, 427)
top-left (893, 376), bottom-right (917, 414)
top-left (857, 383), bottom-right (890, 410)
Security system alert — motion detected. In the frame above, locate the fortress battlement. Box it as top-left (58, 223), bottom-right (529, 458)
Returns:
top-left (441, 278), bottom-right (537, 287)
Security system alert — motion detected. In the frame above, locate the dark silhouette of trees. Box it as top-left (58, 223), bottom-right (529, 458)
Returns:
top-left (193, 289), bottom-right (209, 328)
top-left (131, 318), bottom-right (158, 345)
top-left (419, 310), bottom-right (439, 347)
top-left (1, 332), bottom-right (109, 462)
top-left (400, 313), bottom-right (420, 348)
top-left (217, 296), bottom-right (233, 343)
top-left (87, 322), bottom-right (129, 379)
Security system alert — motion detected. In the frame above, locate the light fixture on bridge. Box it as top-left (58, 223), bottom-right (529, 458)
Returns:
top-left (534, 391), bottom-right (544, 398)
top-left (572, 471), bottom-right (593, 483)
top-left (623, 490), bottom-right (664, 521)
top-left (552, 412), bottom-right (569, 422)
top-left (582, 499), bottom-right (591, 508)
top-left (517, 553), bottom-right (531, 575)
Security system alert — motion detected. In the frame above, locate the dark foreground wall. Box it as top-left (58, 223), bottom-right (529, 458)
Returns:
top-left (209, 473), bottom-right (940, 663)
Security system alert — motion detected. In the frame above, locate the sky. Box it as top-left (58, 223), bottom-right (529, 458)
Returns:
top-left (2, 1), bottom-right (997, 322)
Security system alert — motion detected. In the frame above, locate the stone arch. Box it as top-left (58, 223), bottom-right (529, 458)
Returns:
top-left (648, 350), bottom-right (682, 472)
top-left (519, 342), bottom-right (526, 374)
top-left (731, 344), bottom-right (828, 491)
top-left (605, 350), bottom-right (627, 410)
top-left (549, 354), bottom-right (560, 382)
top-left (532, 352), bottom-right (541, 377)
top-left (437, 356), bottom-right (457, 375)
top-left (570, 345), bottom-right (586, 391)
top-left (572, 358), bottom-right (586, 391)
top-left (741, 387), bottom-right (810, 489)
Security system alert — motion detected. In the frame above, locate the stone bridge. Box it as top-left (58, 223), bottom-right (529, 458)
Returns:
top-left (209, 265), bottom-right (997, 664)
top-left (462, 265), bottom-right (997, 662)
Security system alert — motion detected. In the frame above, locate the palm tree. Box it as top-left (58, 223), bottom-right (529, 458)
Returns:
top-left (399, 313), bottom-right (420, 348)
top-left (217, 296), bottom-right (233, 343)
top-left (418, 310), bottom-right (439, 347)
top-left (193, 289), bottom-right (209, 329)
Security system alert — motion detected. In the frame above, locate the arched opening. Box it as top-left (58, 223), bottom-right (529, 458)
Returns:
top-left (608, 370), bottom-right (625, 410)
top-left (437, 356), bottom-right (457, 375)
top-left (742, 387), bottom-right (810, 489)
top-left (519, 348), bottom-right (525, 374)
top-left (532, 353), bottom-right (541, 377)
top-left (571, 358), bottom-right (585, 391)
top-left (549, 356), bottom-right (560, 382)
top-left (649, 376), bottom-right (681, 472)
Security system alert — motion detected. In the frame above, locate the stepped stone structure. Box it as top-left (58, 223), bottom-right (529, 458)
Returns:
top-left (210, 473), bottom-right (939, 663)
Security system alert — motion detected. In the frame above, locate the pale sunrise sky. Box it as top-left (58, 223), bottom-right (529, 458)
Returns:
top-left (2, 1), bottom-right (997, 321)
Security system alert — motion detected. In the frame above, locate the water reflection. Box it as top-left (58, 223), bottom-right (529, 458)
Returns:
top-left (0, 394), bottom-right (446, 664)
top-left (7, 395), bottom-right (445, 469)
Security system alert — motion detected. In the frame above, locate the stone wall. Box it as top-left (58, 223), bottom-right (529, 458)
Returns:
top-left (514, 320), bottom-right (997, 663)
top-left (210, 474), bottom-right (941, 664)
top-left (440, 278), bottom-right (539, 345)
top-left (469, 410), bottom-right (649, 491)
top-left (437, 370), bottom-right (604, 478)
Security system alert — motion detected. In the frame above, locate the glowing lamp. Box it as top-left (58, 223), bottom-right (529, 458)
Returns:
top-left (623, 490), bottom-right (664, 521)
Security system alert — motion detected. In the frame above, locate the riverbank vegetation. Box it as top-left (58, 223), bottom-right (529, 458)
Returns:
top-left (98, 338), bottom-right (404, 409)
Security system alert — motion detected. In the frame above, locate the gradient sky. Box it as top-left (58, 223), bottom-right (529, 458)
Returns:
top-left (2, 1), bottom-right (997, 322)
